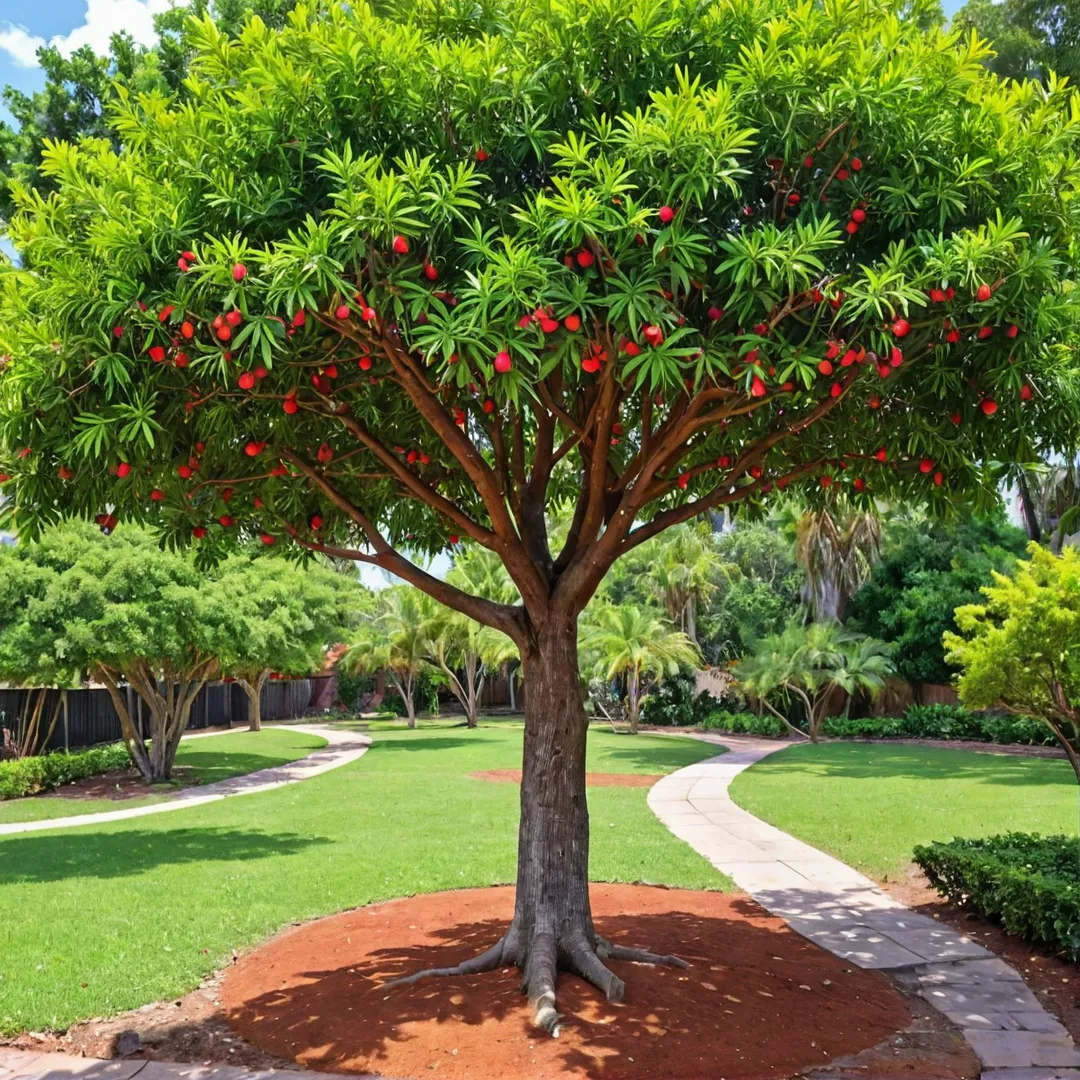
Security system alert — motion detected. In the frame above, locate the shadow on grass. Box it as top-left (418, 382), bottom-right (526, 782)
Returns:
top-left (175, 747), bottom-right (317, 785)
top-left (591, 740), bottom-right (725, 773)
top-left (0, 827), bottom-right (328, 884)
top-left (755, 742), bottom-right (1079, 787)
top-left (365, 737), bottom-right (478, 754)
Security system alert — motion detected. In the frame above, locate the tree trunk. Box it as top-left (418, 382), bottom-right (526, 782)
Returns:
top-left (240, 671), bottom-right (269, 731)
top-left (385, 616), bottom-right (686, 1033)
top-left (627, 668), bottom-right (640, 734)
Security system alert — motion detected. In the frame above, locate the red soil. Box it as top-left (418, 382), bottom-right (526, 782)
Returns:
top-left (470, 769), bottom-right (663, 788)
top-left (221, 884), bottom-right (910, 1080)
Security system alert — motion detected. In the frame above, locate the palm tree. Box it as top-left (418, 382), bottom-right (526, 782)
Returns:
top-left (580, 604), bottom-right (701, 733)
top-left (643, 523), bottom-right (721, 644)
top-left (341, 586), bottom-right (433, 728)
top-left (1017, 459), bottom-right (1080, 551)
top-left (735, 621), bottom-right (894, 742)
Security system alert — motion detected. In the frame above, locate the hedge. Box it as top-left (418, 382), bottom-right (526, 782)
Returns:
top-left (914, 833), bottom-right (1080, 960)
top-left (701, 710), bottom-right (787, 737)
top-left (821, 704), bottom-right (1056, 746)
top-left (0, 743), bottom-right (132, 800)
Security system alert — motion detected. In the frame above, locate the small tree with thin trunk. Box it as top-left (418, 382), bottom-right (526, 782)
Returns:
top-left (945, 544), bottom-right (1080, 781)
top-left (1, 0), bottom-right (1078, 1032)
top-left (216, 556), bottom-right (363, 730)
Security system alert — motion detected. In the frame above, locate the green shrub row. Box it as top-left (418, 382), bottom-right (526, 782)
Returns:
top-left (913, 833), bottom-right (1080, 961)
top-left (700, 710), bottom-right (788, 737)
top-left (0, 743), bottom-right (132, 800)
top-left (821, 704), bottom-right (1056, 746)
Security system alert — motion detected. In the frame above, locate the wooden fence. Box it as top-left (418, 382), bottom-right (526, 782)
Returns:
top-left (0, 678), bottom-right (313, 752)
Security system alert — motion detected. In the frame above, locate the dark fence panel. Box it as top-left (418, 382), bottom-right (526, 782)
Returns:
top-left (0, 678), bottom-right (314, 753)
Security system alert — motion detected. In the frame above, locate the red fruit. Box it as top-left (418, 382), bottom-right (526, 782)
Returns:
top-left (824, 341), bottom-right (841, 361)
top-left (424, 262), bottom-right (439, 281)
top-left (643, 325), bottom-right (664, 347)
top-left (933, 471), bottom-right (944, 487)
top-left (718, 455), bottom-right (732, 469)
top-left (977, 326), bottom-right (993, 340)
top-left (749, 465), bottom-right (763, 479)
top-left (890, 347), bottom-right (903, 368)
top-left (252, 365), bottom-right (267, 380)
top-left (260, 534), bottom-right (275, 545)
top-left (821, 475), bottom-right (833, 489)
top-left (453, 406), bottom-right (466, 425)
top-left (149, 488), bottom-right (165, 501)
top-left (836, 167), bottom-right (850, 181)
top-left (178, 464), bottom-right (193, 479)
top-left (361, 306), bottom-right (376, 321)
top-left (419, 453), bottom-right (431, 466)
top-left (217, 325), bottom-right (232, 341)
top-left (1020, 383), bottom-right (1033, 401)
top-left (177, 320), bottom-right (194, 340)
top-left (576, 249), bottom-right (595, 268)
top-left (58, 465), bottom-right (73, 480)
top-left (752, 322), bottom-right (769, 336)
top-left (317, 443), bottom-right (333, 464)
top-left (946, 329), bottom-right (961, 343)
top-left (224, 309), bottom-right (241, 328)
top-left (845, 220), bottom-right (858, 235)
top-left (624, 341), bottom-right (642, 357)
top-left (292, 309), bottom-right (306, 328)
top-left (841, 348), bottom-right (858, 367)
top-left (564, 314), bottom-right (581, 332)
top-left (831, 381), bottom-right (843, 397)
top-left (219, 514), bottom-right (234, 528)
top-left (253, 497), bottom-right (264, 509)
top-left (851, 207), bottom-right (867, 224)
top-left (192, 526), bottom-right (207, 539)
top-left (475, 148), bottom-right (488, 162)
top-left (174, 352), bottom-right (189, 368)
top-left (818, 359), bottom-right (834, 376)
top-left (787, 192), bottom-right (801, 206)
top-left (930, 288), bottom-right (946, 302)
top-left (322, 364), bottom-right (338, 380)
top-left (271, 463), bottom-right (288, 476)
top-left (392, 235), bottom-right (409, 255)
top-left (877, 363), bottom-right (891, 379)
top-left (245, 441), bottom-right (263, 457)
top-left (334, 303), bottom-right (350, 320)
top-left (582, 356), bottom-right (601, 374)
top-left (182, 251), bottom-right (196, 263)
top-left (920, 458), bottom-right (934, 473)
top-left (854, 477), bottom-right (866, 492)
top-left (482, 398), bottom-right (495, 414)
top-left (406, 449), bottom-right (418, 465)
top-left (803, 155), bottom-right (814, 168)
top-left (951, 411), bottom-right (962, 425)
top-left (875, 447), bottom-right (888, 463)
top-left (112, 325), bottom-right (124, 339)
top-left (891, 318), bottom-right (910, 337)
top-left (868, 394), bottom-right (881, 409)
top-left (780, 381), bottom-right (794, 392)
top-left (540, 317), bottom-right (560, 333)
top-left (359, 356), bottom-right (373, 371)
top-left (283, 398), bottom-right (299, 415)
top-left (158, 305), bottom-right (174, 323)
top-left (851, 157), bottom-right (863, 171)
top-left (658, 205), bottom-right (675, 223)
top-left (178, 258), bottom-right (189, 272)
top-left (677, 473), bottom-right (689, 490)
top-left (707, 306), bottom-right (724, 321)
top-left (238, 371), bottom-right (256, 390)
top-left (981, 398), bottom-right (998, 416)
top-left (976, 283), bottom-right (992, 302)
top-left (750, 374), bottom-right (767, 398)
top-left (494, 350), bottom-right (512, 373)
top-left (232, 264), bottom-right (247, 282)
top-left (149, 345), bottom-right (166, 363)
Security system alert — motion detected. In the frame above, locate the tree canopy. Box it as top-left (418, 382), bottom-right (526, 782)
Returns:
top-left (953, 0), bottom-right (1079, 84)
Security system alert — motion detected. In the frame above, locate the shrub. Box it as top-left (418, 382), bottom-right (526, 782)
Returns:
top-left (820, 716), bottom-right (908, 738)
top-left (914, 834), bottom-right (1080, 960)
top-left (820, 704), bottom-right (1057, 745)
top-left (0, 743), bottom-right (132, 800)
top-left (701, 710), bottom-right (787, 737)
top-left (641, 667), bottom-right (718, 727)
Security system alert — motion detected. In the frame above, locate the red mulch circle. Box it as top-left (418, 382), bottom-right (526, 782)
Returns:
top-left (470, 769), bottom-right (663, 788)
top-left (221, 884), bottom-right (910, 1080)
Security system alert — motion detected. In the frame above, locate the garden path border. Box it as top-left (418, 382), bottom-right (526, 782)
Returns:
top-left (649, 733), bottom-right (1080, 1078)
top-left (0, 723), bottom-right (370, 837)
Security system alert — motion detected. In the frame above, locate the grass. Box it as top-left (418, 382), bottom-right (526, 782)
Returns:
top-left (0, 722), bottom-right (724, 1035)
top-left (0, 728), bottom-right (327, 825)
top-left (729, 742), bottom-right (1080, 881)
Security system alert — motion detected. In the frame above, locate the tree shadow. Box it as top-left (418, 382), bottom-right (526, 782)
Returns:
top-left (222, 890), bottom-right (910, 1080)
top-left (174, 746), bottom-right (320, 785)
top-left (589, 740), bottom-right (723, 773)
top-left (364, 736), bottom-right (477, 754)
top-left (0, 827), bottom-right (328, 885)
top-left (756, 743), bottom-right (1079, 787)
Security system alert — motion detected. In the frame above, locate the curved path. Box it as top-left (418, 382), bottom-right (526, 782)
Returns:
top-left (0, 723), bottom-right (370, 837)
top-left (649, 734), bottom-right (1080, 1079)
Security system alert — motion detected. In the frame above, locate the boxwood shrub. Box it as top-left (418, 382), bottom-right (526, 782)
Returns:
top-left (0, 743), bottom-right (132, 800)
top-left (821, 704), bottom-right (1056, 746)
top-left (700, 710), bottom-right (787, 737)
top-left (913, 833), bottom-right (1080, 960)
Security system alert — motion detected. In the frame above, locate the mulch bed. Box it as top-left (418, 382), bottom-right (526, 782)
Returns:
top-left (44, 768), bottom-right (195, 801)
top-left (220, 883), bottom-right (911, 1080)
top-left (470, 769), bottom-right (663, 788)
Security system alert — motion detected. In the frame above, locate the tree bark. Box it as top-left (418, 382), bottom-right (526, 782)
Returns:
top-left (385, 616), bottom-right (686, 1033)
top-left (240, 671), bottom-right (269, 731)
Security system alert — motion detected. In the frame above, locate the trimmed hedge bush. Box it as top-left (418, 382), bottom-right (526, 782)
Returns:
top-left (914, 833), bottom-right (1080, 960)
top-left (0, 743), bottom-right (132, 800)
top-left (821, 703), bottom-right (1056, 746)
top-left (701, 710), bottom-right (788, 737)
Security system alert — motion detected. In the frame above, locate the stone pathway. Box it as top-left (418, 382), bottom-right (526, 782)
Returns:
top-left (0, 724), bottom-right (370, 837)
top-left (649, 735), bottom-right (1080, 1079)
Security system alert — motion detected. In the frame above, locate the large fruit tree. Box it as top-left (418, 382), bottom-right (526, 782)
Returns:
top-left (1, 0), bottom-right (1078, 1033)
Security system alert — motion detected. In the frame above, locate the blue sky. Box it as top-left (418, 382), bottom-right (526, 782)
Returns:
top-left (1, 0), bottom-right (969, 130)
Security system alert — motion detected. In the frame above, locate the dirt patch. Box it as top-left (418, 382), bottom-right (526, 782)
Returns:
top-left (885, 865), bottom-right (1080, 1046)
top-left (471, 769), bottom-right (664, 788)
top-left (221, 884), bottom-right (911, 1080)
top-left (43, 768), bottom-right (195, 802)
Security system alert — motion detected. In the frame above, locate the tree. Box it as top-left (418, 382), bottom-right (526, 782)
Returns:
top-left (580, 604), bottom-right (700, 733)
top-left (342, 586), bottom-right (433, 728)
top-left (642, 523), bottom-right (720, 644)
top-left (0, 0), bottom-right (1078, 1033)
top-left (945, 544), bottom-right (1080, 780)
top-left (215, 555), bottom-right (362, 730)
top-left (953, 0), bottom-right (1079, 84)
top-left (736, 622), bottom-right (894, 741)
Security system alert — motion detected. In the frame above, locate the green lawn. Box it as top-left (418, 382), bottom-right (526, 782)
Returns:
top-left (729, 742), bottom-right (1079, 881)
top-left (0, 723), bottom-right (723, 1035)
top-left (0, 728), bottom-right (328, 825)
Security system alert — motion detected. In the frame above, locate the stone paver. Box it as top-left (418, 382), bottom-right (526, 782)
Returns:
top-left (649, 733), bottom-right (1076, 1077)
top-left (0, 724), bottom-right (370, 837)
top-left (0, 1053), bottom-right (380, 1080)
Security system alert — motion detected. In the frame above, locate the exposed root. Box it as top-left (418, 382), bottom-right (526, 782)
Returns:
top-left (523, 928), bottom-right (561, 1036)
top-left (568, 937), bottom-right (626, 1004)
top-left (597, 936), bottom-right (691, 969)
top-left (381, 936), bottom-right (507, 990)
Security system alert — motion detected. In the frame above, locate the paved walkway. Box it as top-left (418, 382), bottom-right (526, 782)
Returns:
top-left (0, 1052), bottom-right (376, 1080)
top-left (649, 735), bottom-right (1080, 1079)
top-left (0, 724), bottom-right (370, 836)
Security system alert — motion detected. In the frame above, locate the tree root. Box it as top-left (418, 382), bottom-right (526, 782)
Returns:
top-left (381, 928), bottom-right (688, 1037)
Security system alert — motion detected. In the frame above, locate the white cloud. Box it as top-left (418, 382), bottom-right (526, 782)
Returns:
top-left (0, 0), bottom-right (189, 70)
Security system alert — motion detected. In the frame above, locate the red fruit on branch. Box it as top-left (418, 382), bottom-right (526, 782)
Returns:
top-left (361, 306), bottom-right (376, 321)
top-left (623, 341), bottom-right (642, 358)
top-left (283, 398), bottom-right (299, 415)
top-left (787, 192), bottom-right (801, 206)
top-left (217, 325), bottom-right (232, 341)
top-left (359, 356), bottom-right (372, 371)
top-left (749, 465), bottom-right (763, 479)
top-left (494, 350), bottom-right (513, 373)
top-left (178, 464), bottom-right (193, 479)
top-left (245, 440), bottom-right (264, 457)
top-left (837, 167), bottom-right (850, 181)
top-left (825, 341), bottom-right (841, 361)
top-left (977, 326), bottom-right (993, 340)
top-left (707, 306), bottom-right (724, 321)
top-left (482, 398), bottom-right (495, 414)
top-left (158, 305), bottom-right (174, 322)
top-left (841, 348), bottom-right (858, 367)
top-left (658, 205), bottom-right (675, 223)
top-left (946, 329), bottom-right (961, 343)
top-left (221, 488), bottom-right (233, 503)
top-left (423, 262), bottom-right (438, 281)
top-left (225, 309), bottom-right (242, 328)
top-left (564, 314), bottom-right (581, 332)
top-left (309, 513), bottom-right (323, 530)
top-left (920, 458), bottom-right (934, 473)
top-left (334, 303), bottom-right (350, 320)
top-left (890, 347), bottom-right (903, 367)
top-left (192, 526), bottom-right (206, 539)
top-left (976, 283), bottom-right (992, 302)
top-left (182, 251), bottom-right (196, 263)
top-left (58, 465), bottom-right (73, 480)
top-left (150, 488), bottom-right (164, 501)
top-left (260, 534), bottom-right (275, 545)
top-left (475, 147), bottom-right (488, 162)
top-left (891, 318), bottom-right (910, 337)
top-left (854, 477), bottom-right (866, 492)
top-left (933, 471), bottom-right (944, 486)
top-left (677, 473), bottom-right (689, 490)
top-left (576, 249), bottom-right (594, 268)
top-left (803, 155), bottom-right (814, 168)
top-left (270, 463), bottom-right (288, 476)
top-left (877, 363), bottom-right (891, 378)
top-left (868, 394), bottom-right (881, 409)
top-left (845, 220), bottom-right (858, 235)
top-left (453, 406), bottom-right (466, 425)
top-left (448, 534), bottom-right (459, 545)
top-left (540, 316), bottom-right (560, 333)
top-left (316, 443), bottom-right (333, 464)
top-left (981, 398), bottom-right (998, 416)
top-left (818, 359), bottom-right (834, 376)
top-left (232, 264), bottom-right (247, 282)
top-left (1020, 383), bottom-right (1033, 401)
top-left (930, 288), bottom-right (946, 303)
top-left (751, 374), bottom-right (767, 398)
top-left (175, 352), bottom-right (189, 368)
top-left (951, 411), bottom-right (962, 425)
top-left (112, 325), bottom-right (124, 339)
top-left (253, 497), bottom-right (263, 509)
top-left (219, 514), bottom-right (234, 527)
top-left (831, 381), bottom-right (843, 397)
top-left (875, 447), bottom-right (888, 462)
top-left (851, 207), bottom-right (867, 223)
top-left (180, 321), bottom-right (194, 340)
top-left (643, 325), bottom-right (664, 347)
top-left (420, 452), bottom-right (431, 465)
top-left (292, 309), bottom-right (306, 328)
top-left (238, 371), bottom-right (256, 390)
top-left (149, 345), bottom-right (166, 362)
top-left (821, 475), bottom-right (832, 489)
top-left (178, 258), bottom-right (189, 272)
top-left (850, 157), bottom-right (862, 171)
top-left (1006, 323), bottom-right (1019, 339)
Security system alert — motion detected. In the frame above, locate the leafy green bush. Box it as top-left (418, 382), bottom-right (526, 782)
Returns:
top-left (820, 716), bottom-right (908, 738)
top-left (820, 704), bottom-right (1056, 745)
top-left (701, 711), bottom-right (787, 737)
top-left (914, 834), bottom-right (1080, 960)
top-left (0, 743), bottom-right (132, 800)
top-left (641, 668), bottom-right (717, 727)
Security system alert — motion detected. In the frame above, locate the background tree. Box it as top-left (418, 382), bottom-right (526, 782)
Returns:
top-left (945, 544), bottom-right (1080, 780)
top-left (342, 586), bottom-right (433, 728)
top-left (0, 0), bottom-right (1078, 1032)
top-left (580, 604), bottom-right (700, 734)
top-left (216, 555), bottom-right (363, 730)
top-left (953, 0), bottom-right (1079, 84)
top-left (736, 622), bottom-right (894, 741)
